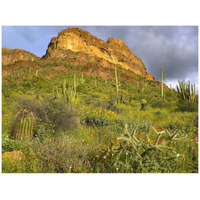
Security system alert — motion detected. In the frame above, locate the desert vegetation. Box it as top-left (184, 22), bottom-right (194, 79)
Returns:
top-left (2, 60), bottom-right (198, 173)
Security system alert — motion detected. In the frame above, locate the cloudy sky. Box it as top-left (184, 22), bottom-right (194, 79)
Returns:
top-left (2, 26), bottom-right (198, 88)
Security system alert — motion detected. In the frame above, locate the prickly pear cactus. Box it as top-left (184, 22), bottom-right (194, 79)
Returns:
top-left (11, 109), bottom-right (36, 140)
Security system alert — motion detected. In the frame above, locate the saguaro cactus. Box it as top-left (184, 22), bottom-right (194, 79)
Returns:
top-left (113, 67), bottom-right (121, 103)
top-left (11, 109), bottom-right (36, 140)
top-left (161, 66), bottom-right (166, 99)
top-left (62, 79), bottom-right (67, 101)
top-left (36, 69), bottom-right (39, 77)
top-left (81, 73), bottom-right (85, 84)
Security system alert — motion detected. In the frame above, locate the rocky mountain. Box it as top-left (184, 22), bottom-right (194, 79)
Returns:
top-left (2, 27), bottom-right (156, 82)
top-left (42, 27), bottom-right (155, 80)
top-left (2, 47), bottom-right (39, 65)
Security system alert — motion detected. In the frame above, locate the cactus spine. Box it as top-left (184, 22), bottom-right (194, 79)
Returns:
top-left (11, 109), bottom-right (36, 140)
top-left (161, 66), bottom-right (166, 99)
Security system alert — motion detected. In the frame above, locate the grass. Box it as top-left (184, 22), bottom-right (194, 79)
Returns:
top-left (2, 60), bottom-right (198, 173)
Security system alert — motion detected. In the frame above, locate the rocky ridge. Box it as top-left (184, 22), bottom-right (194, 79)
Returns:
top-left (42, 27), bottom-right (155, 80)
top-left (2, 47), bottom-right (39, 65)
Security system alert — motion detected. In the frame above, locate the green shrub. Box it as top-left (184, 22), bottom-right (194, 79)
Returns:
top-left (16, 97), bottom-right (79, 134)
top-left (150, 99), bottom-right (170, 109)
top-left (177, 100), bottom-right (198, 112)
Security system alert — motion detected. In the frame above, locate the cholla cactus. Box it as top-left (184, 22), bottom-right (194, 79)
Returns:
top-left (116, 124), bottom-right (187, 159)
top-left (11, 109), bottom-right (36, 140)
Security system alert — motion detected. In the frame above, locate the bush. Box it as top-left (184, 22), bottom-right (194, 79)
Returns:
top-left (16, 96), bottom-right (79, 135)
top-left (177, 100), bottom-right (198, 112)
top-left (150, 98), bottom-right (170, 109)
top-left (79, 105), bottom-right (118, 127)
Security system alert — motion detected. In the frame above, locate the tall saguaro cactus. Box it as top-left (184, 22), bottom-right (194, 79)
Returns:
top-left (113, 67), bottom-right (121, 103)
top-left (62, 79), bottom-right (67, 101)
top-left (81, 73), bottom-right (85, 84)
top-left (161, 66), bottom-right (166, 99)
top-left (11, 109), bottom-right (36, 140)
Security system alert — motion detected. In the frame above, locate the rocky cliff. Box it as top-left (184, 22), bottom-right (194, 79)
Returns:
top-left (42, 27), bottom-right (155, 80)
top-left (2, 47), bottom-right (39, 65)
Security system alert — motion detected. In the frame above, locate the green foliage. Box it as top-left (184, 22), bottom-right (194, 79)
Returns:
top-left (177, 100), bottom-right (198, 112)
top-left (91, 123), bottom-right (193, 173)
top-left (2, 61), bottom-right (198, 173)
top-left (16, 97), bottom-right (79, 134)
top-left (80, 105), bottom-right (118, 127)
top-left (2, 132), bottom-right (25, 153)
top-left (150, 98), bottom-right (171, 109)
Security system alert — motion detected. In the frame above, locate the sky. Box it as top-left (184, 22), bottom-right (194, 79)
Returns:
top-left (2, 26), bottom-right (198, 89)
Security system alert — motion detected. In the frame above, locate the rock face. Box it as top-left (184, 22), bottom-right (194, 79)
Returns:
top-left (43, 27), bottom-right (155, 80)
top-left (2, 47), bottom-right (39, 65)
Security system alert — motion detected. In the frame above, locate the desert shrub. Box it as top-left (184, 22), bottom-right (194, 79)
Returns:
top-left (79, 105), bottom-right (118, 127)
top-left (90, 123), bottom-right (196, 173)
top-left (2, 131), bottom-right (25, 153)
top-left (176, 100), bottom-right (198, 112)
top-left (16, 96), bottom-right (79, 134)
top-left (194, 115), bottom-right (198, 127)
top-left (150, 98), bottom-right (170, 109)
top-left (94, 101), bottom-right (111, 110)
top-left (25, 136), bottom-right (95, 173)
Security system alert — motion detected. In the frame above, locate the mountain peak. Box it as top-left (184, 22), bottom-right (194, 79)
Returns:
top-left (43, 27), bottom-right (155, 80)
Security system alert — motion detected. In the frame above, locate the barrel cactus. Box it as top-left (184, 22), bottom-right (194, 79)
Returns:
top-left (11, 109), bottom-right (36, 140)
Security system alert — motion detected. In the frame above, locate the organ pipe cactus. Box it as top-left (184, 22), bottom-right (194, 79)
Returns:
top-left (11, 109), bottom-right (36, 140)
top-left (176, 80), bottom-right (196, 102)
top-left (62, 73), bottom-right (78, 103)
